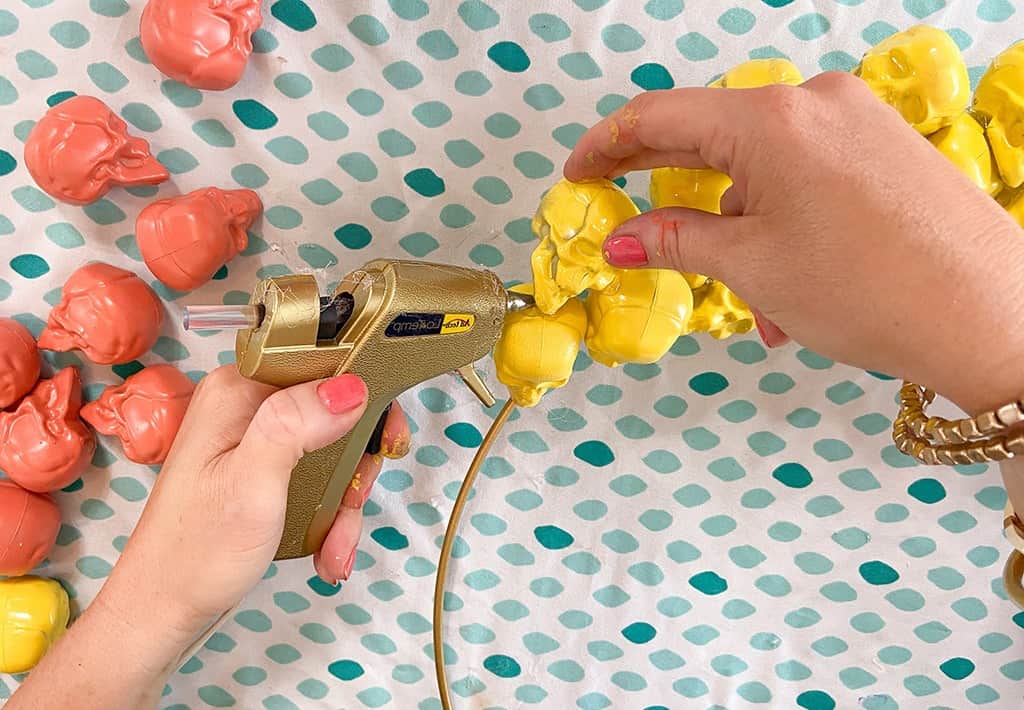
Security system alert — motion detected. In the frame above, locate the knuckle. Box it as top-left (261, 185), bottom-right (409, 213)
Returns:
top-left (757, 86), bottom-right (807, 133)
top-left (255, 390), bottom-right (306, 449)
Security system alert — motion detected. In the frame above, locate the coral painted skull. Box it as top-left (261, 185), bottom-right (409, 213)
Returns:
top-left (854, 25), bottom-right (970, 135)
top-left (0, 318), bottom-right (40, 410)
top-left (136, 187), bottom-right (262, 291)
top-left (0, 368), bottom-right (95, 493)
top-left (531, 178), bottom-right (640, 314)
top-left (23, 96), bottom-right (168, 205)
top-left (140, 0), bottom-right (263, 90)
top-left (494, 284), bottom-right (587, 407)
top-left (585, 269), bottom-right (693, 368)
top-left (39, 263), bottom-right (164, 365)
top-left (0, 482), bottom-right (61, 577)
top-left (972, 41), bottom-right (1024, 188)
top-left (81, 365), bottom-right (195, 465)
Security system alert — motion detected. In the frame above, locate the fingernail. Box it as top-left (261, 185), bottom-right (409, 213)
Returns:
top-left (317, 374), bottom-right (366, 415)
top-left (751, 308), bottom-right (788, 348)
top-left (604, 235), bottom-right (648, 267)
top-left (342, 547), bottom-right (357, 581)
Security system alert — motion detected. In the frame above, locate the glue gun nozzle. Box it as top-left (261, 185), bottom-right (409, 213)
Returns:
top-left (183, 305), bottom-right (264, 331)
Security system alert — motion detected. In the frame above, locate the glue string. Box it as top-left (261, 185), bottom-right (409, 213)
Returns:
top-left (433, 398), bottom-right (517, 710)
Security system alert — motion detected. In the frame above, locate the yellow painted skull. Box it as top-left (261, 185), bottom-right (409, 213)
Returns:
top-left (648, 166), bottom-right (753, 340)
top-left (999, 185), bottom-right (1024, 228)
top-left (530, 178), bottom-right (640, 314)
top-left (707, 57), bottom-right (804, 88)
top-left (649, 167), bottom-right (732, 215)
top-left (585, 269), bottom-right (693, 367)
top-left (686, 280), bottom-right (756, 340)
top-left (494, 284), bottom-right (587, 407)
top-left (972, 41), bottom-right (1024, 188)
top-left (0, 576), bottom-right (70, 674)
top-left (928, 112), bottom-right (1003, 196)
top-left (853, 25), bottom-right (970, 135)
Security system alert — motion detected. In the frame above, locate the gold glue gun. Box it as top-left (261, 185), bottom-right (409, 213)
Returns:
top-left (183, 259), bottom-right (533, 561)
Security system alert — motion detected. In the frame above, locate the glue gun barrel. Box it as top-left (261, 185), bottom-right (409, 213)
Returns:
top-left (183, 305), bottom-right (264, 331)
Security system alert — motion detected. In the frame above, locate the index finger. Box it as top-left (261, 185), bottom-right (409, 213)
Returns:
top-left (563, 87), bottom-right (762, 181)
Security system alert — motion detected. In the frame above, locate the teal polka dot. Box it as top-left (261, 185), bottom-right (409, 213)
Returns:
top-left (16, 50), bottom-right (58, 79)
top-left (271, 0), bottom-right (317, 31)
top-left (0, 10), bottom-right (18, 36)
top-left (10, 254), bottom-right (49, 279)
top-left (338, 152), bottom-right (378, 182)
top-left (760, 372), bottom-right (795, 394)
top-left (631, 62), bottom-right (673, 89)
top-left (87, 62), bottom-right (128, 93)
top-left (311, 44), bottom-right (353, 71)
top-left (482, 113), bottom-right (520, 140)
top-left (773, 462), bottom-right (812, 489)
top-left (529, 13), bottom-right (571, 42)
top-left (178, 114), bottom-right (230, 144)
top-left (676, 32), bottom-right (718, 60)
top-left (523, 83), bottom-right (565, 112)
top-left (388, 0), bottom-right (428, 20)
top-left (455, 70), bottom-right (491, 96)
top-left (488, 41), bottom-right (530, 72)
top-left (232, 99), bottom-right (278, 129)
top-left (690, 371), bottom-right (729, 395)
top-left (908, 478), bottom-right (946, 504)
top-left (790, 13), bottom-right (831, 39)
top-left (860, 560), bottom-right (899, 585)
top-left (348, 14), bottom-right (389, 45)
top-left (417, 29), bottom-right (459, 60)
top-left (719, 8), bottom-right (756, 34)
top-left (559, 51), bottom-right (602, 80)
top-left (441, 204), bottom-right (475, 228)
top-left (50, 20), bottom-right (90, 48)
top-left (371, 196), bottom-right (409, 221)
top-left (575, 440), bottom-right (614, 466)
top-left (347, 89), bottom-right (384, 115)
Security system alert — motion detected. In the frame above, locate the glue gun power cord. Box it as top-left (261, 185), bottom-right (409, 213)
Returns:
top-left (433, 398), bottom-right (517, 710)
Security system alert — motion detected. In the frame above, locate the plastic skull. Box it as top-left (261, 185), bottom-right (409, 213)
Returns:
top-left (928, 113), bottom-right (1003, 196)
top-left (707, 57), bottom-right (804, 88)
top-left (0, 576), bottom-right (70, 674)
top-left (82, 365), bottom-right (195, 465)
top-left (0, 482), bottom-right (61, 577)
top-left (140, 0), bottom-right (263, 90)
top-left (531, 178), bottom-right (640, 314)
top-left (0, 368), bottom-right (95, 493)
top-left (649, 167), bottom-right (732, 215)
top-left (972, 41), bottom-right (1024, 188)
top-left (39, 263), bottom-right (164, 365)
top-left (494, 284), bottom-right (587, 407)
top-left (854, 25), bottom-right (969, 135)
top-left (24, 96), bottom-right (169, 205)
top-left (585, 269), bottom-right (693, 368)
top-left (648, 169), bottom-right (754, 336)
top-left (687, 280), bottom-right (756, 339)
top-left (999, 185), bottom-right (1023, 228)
top-left (0, 318), bottom-right (40, 410)
top-left (136, 187), bottom-right (262, 291)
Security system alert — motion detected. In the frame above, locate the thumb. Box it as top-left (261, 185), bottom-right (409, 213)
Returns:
top-left (231, 373), bottom-right (369, 482)
top-left (603, 207), bottom-right (756, 284)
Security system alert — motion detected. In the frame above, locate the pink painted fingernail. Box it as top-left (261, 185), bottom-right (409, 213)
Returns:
top-left (342, 547), bottom-right (357, 581)
top-left (604, 235), bottom-right (648, 267)
top-left (751, 308), bottom-right (789, 348)
top-left (317, 374), bottom-right (366, 414)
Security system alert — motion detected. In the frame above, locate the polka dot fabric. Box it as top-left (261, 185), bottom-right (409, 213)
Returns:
top-left (1, 1), bottom-right (1023, 708)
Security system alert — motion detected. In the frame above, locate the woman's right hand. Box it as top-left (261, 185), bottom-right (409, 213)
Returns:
top-left (565, 72), bottom-right (1024, 415)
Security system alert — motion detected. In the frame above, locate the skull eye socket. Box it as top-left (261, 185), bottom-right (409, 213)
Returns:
top-left (887, 52), bottom-right (911, 80)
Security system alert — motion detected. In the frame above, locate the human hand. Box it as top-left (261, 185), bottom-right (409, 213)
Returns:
top-left (565, 73), bottom-right (1024, 414)
top-left (101, 365), bottom-right (410, 635)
